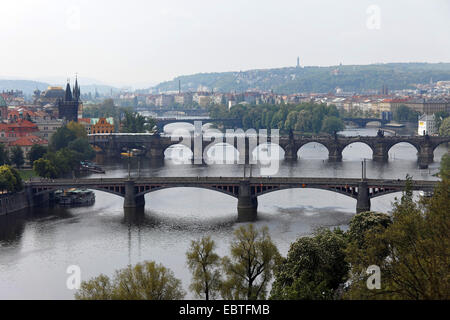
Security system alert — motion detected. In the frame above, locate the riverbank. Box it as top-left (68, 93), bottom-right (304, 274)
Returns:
top-left (0, 191), bottom-right (30, 216)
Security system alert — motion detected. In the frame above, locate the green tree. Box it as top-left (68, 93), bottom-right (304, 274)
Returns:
top-left (346, 174), bottom-right (450, 299)
top-left (439, 117), bottom-right (450, 136)
top-left (0, 165), bottom-right (23, 193)
top-left (321, 116), bottom-right (344, 134)
top-left (49, 126), bottom-right (76, 151)
top-left (440, 152), bottom-right (450, 180)
top-left (33, 158), bottom-right (58, 179)
top-left (120, 111), bottom-right (155, 133)
top-left (393, 105), bottom-right (419, 122)
top-left (67, 121), bottom-right (88, 139)
top-left (186, 236), bottom-right (222, 300)
top-left (343, 212), bottom-right (392, 300)
top-left (75, 261), bottom-right (185, 300)
top-left (10, 146), bottom-right (25, 169)
top-left (68, 138), bottom-right (96, 161)
top-left (221, 225), bottom-right (280, 300)
top-left (27, 144), bottom-right (47, 164)
top-left (270, 228), bottom-right (348, 300)
top-left (0, 143), bottom-right (10, 165)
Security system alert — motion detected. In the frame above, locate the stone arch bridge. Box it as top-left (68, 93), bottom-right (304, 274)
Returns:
top-left (26, 177), bottom-right (438, 222)
top-left (88, 133), bottom-right (450, 169)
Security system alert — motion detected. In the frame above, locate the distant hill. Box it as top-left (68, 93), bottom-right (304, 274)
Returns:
top-left (152, 62), bottom-right (450, 94)
top-left (0, 80), bottom-right (50, 95)
top-left (0, 79), bottom-right (118, 96)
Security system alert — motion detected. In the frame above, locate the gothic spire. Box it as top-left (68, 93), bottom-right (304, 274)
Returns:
top-left (65, 80), bottom-right (73, 102)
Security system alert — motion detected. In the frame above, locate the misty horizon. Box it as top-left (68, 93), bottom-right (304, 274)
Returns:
top-left (0, 0), bottom-right (449, 88)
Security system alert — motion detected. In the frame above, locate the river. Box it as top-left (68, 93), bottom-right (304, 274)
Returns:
top-left (0, 126), bottom-right (447, 299)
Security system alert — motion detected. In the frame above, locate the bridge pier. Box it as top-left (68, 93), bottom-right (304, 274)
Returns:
top-left (146, 146), bottom-right (165, 159)
top-left (356, 181), bottom-right (371, 213)
top-left (373, 142), bottom-right (389, 162)
top-left (284, 144), bottom-right (298, 161)
top-left (237, 180), bottom-right (258, 222)
top-left (418, 147), bottom-right (434, 169)
top-left (124, 180), bottom-right (145, 209)
top-left (328, 146), bottom-right (342, 162)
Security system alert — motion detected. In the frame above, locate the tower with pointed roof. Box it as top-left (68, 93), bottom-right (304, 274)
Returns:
top-left (58, 78), bottom-right (80, 122)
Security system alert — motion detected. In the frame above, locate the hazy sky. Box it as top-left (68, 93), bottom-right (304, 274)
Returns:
top-left (0, 0), bottom-right (449, 88)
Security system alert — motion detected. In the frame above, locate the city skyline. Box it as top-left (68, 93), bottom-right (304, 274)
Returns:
top-left (0, 0), bottom-right (449, 88)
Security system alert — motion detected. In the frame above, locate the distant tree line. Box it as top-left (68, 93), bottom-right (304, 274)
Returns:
top-left (84, 99), bottom-right (156, 133)
top-left (209, 103), bottom-right (344, 134)
top-left (76, 155), bottom-right (450, 300)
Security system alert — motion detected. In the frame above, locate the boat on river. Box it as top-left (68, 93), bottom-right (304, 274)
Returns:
top-left (54, 188), bottom-right (96, 207)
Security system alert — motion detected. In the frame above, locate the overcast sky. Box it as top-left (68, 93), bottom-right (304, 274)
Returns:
top-left (0, 0), bottom-right (449, 88)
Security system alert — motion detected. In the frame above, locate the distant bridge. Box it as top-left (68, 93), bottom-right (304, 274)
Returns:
top-left (154, 118), bottom-right (240, 132)
top-left (26, 177), bottom-right (438, 222)
top-left (88, 133), bottom-right (450, 169)
top-left (343, 118), bottom-right (390, 127)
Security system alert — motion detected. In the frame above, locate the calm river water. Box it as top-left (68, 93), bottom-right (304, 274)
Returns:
top-left (0, 126), bottom-right (447, 299)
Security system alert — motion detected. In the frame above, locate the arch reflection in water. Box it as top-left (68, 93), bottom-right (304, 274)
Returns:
top-left (388, 142), bottom-right (419, 160)
top-left (297, 142), bottom-right (329, 160)
top-left (342, 142), bottom-right (373, 160)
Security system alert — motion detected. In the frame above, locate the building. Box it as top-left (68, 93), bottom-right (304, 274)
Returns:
top-left (0, 120), bottom-right (39, 142)
top-left (34, 119), bottom-right (64, 140)
top-left (36, 86), bottom-right (65, 106)
top-left (418, 114), bottom-right (437, 136)
top-left (91, 117), bottom-right (114, 134)
top-left (9, 135), bottom-right (48, 163)
top-left (198, 96), bottom-right (211, 107)
top-left (404, 98), bottom-right (450, 114)
top-left (155, 94), bottom-right (174, 107)
top-left (0, 95), bottom-right (7, 121)
top-left (57, 78), bottom-right (81, 122)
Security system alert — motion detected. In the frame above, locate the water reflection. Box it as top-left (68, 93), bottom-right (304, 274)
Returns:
top-left (0, 127), bottom-right (448, 299)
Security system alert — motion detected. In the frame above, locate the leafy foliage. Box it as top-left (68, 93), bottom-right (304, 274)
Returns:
top-left (120, 111), bottom-right (156, 133)
top-left (221, 225), bottom-right (280, 300)
top-left (439, 117), bottom-right (450, 136)
top-left (210, 102), bottom-right (344, 134)
top-left (0, 144), bottom-right (10, 165)
top-left (186, 236), bottom-right (222, 300)
top-left (75, 261), bottom-right (185, 300)
top-left (27, 144), bottom-right (47, 165)
top-left (392, 105), bottom-right (420, 122)
top-left (345, 174), bottom-right (450, 299)
top-left (270, 228), bottom-right (348, 300)
top-left (10, 146), bottom-right (25, 169)
top-left (34, 123), bottom-right (95, 178)
top-left (0, 165), bottom-right (23, 193)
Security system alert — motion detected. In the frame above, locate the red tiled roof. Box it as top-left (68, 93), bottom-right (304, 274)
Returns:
top-left (9, 135), bottom-right (47, 147)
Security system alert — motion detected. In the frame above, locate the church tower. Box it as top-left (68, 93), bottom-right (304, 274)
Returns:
top-left (58, 78), bottom-right (80, 122)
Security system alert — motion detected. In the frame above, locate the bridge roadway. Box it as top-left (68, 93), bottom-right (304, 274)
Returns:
top-left (88, 133), bottom-right (450, 169)
top-left (26, 177), bottom-right (438, 222)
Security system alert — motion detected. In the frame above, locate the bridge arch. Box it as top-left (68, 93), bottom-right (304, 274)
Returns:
top-left (163, 122), bottom-right (195, 134)
top-left (297, 142), bottom-right (329, 159)
top-left (136, 185), bottom-right (239, 199)
top-left (433, 142), bottom-right (449, 162)
top-left (387, 141), bottom-right (419, 160)
top-left (255, 184), bottom-right (358, 199)
top-left (252, 143), bottom-right (285, 161)
top-left (205, 142), bottom-right (240, 164)
top-left (341, 142), bottom-right (374, 160)
top-left (164, 144), bottom-right (193, 162)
